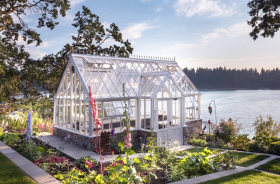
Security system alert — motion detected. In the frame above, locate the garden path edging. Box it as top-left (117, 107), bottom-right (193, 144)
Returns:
top-left (0, 141), bottom-right (61, 184)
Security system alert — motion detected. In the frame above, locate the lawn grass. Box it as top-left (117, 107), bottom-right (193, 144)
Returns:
top-left (181, 147), bottom-right (223, 155)
top-left (0, 152), bottom-right (37, 184)
top-left (200, 170), bottom-right (280, 184)
top-left (232, 152), bottom-right (269, 167)
top-left (256, 158), bottom-right (280, 175)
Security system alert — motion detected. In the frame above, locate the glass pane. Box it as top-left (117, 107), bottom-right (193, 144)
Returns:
top-left (158, 100), bottom-right (168, 129)
top-left (112, 117), bottom-right (121, 132)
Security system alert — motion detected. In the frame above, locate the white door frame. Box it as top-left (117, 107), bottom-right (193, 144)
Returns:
top-left (156, 98), bottom-right (183, 146)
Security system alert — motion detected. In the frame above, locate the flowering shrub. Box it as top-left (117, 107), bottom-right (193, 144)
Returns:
top-left (2, 111), bottom-right (53, 134)
top-left (213, 118), bottom-right (241, 143)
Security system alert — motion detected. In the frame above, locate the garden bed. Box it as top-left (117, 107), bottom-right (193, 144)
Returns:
top-left (0, 131), bottom-right (237, 184)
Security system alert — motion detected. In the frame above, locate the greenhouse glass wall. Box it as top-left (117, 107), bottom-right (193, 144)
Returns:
top-left (53, 52), bottom-right (201, 146)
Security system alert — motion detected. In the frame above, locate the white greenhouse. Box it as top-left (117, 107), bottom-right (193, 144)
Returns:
top-left (53, 51), bottom-right (202, 147)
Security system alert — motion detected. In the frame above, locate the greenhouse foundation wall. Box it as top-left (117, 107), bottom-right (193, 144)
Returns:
top-left (183, 120), bottom-right (202, 145)
top-left (53, 127), bottom-right (156, 151)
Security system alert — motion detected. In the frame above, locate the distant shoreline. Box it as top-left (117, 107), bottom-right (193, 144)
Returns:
top-left (198, 88), bottom-right (280, 91)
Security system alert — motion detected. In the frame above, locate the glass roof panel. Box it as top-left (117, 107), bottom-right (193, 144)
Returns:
top-left (70, 54), bottom-right (200, 99)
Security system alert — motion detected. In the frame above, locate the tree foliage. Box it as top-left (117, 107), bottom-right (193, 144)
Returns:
top-left (0, 0), bottom-right (70, 46)
top-left (248, 0), bottom-right (280, 40)
top-left (64, 6), bottom-right (133, 61)
top-left (38, 6), bottom-right (134, 95)
top-left (0, 0), bottom-right (71, 103)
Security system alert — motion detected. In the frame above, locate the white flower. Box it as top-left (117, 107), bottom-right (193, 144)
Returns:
top-left (4, 131), bottom-right (8, 134)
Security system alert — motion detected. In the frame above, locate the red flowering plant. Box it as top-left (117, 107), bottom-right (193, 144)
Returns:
top-left (89, 86), bottom-right (115, 176)
top-left (88, 86), bottom-right (105, 176)
top-left (33, 154), bottom-right (74, 174)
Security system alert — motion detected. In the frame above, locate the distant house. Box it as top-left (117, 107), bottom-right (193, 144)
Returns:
top-left (53, 51), bottom-right (202, 150)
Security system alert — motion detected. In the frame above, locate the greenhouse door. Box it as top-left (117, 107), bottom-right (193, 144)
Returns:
top-left (157, 99), bottom-right (182, 146)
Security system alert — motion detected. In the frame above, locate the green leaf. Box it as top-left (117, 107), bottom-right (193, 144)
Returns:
top-left (133, 157), bottom-right (140, 164)
top-left (144, 155), bottom-right (152, 160)
top-left (114, 165), bottom-right (123, 172)
top-left (128, 150), bottom-right (136, 156)
top-left (95, 174), bottom-right (105, 184)
top-left (118, 141), bottom-right (124, 151)
top-left (123, 157), bottom-right (127, 164)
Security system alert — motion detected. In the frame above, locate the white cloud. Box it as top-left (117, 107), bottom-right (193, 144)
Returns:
top-left (165, 43), bottom-right (196, 51)
top-left (16, 36), bottom-right (50, 59)
top-left (174, 0), bottom-right (236, 18)
top-left (122, 22), bottom-right (158, 40)
top-left (201, 22), bottom-right (251, 44)
top-left (155, 7), bottom-right (163, 12)
top-left (69, 0), bottom-right (85, 6)
top-left (102, 22), bottom-right (111, 30)
top-left (183, 28), bottom-right (185, 31)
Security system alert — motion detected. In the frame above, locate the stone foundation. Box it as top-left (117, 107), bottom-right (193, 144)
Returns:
top-left (183, 119), bottom-right (202, 145)
top-left (53, 127), bottom-right (156, 151)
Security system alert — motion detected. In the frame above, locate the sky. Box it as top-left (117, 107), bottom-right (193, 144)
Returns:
top-left (16, 0), bottom-right (280, 71)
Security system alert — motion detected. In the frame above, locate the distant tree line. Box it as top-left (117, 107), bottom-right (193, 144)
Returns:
top-left (183, 67), bottom-right (280, 89)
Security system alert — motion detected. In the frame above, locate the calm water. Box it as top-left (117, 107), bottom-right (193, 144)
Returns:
top-left (201, 90), bottom-right (280, 138)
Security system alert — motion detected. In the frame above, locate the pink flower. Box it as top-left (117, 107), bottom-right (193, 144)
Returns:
top-left (34, 111), bottom-right (37, 113)
top-left (90, 162), bottom-right (93, 168)
top-left (47, 117), bottom-right (49, 119)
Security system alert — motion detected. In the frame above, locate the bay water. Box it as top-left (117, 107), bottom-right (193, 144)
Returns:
top-left (201, 90), bottom-right (280, 138)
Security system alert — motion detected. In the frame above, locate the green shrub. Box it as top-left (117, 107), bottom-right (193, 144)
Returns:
top-left (248, 142), bottom-right (269, 153)
top-left (177, 148), bottom-right (215, 177)
top-left (17, 140), bottom-right (45, 161)
top-left (270, 141), bottom-right (280, 155)
top-left (213, 118), bottom-right (241, 143)
top-left (205, 134), bottom-right (215, 141)
top-left (165, 164), bottom-right (187, 182)
top-left (254, 115), bottom-right (280, 138)
top-left (2, 133), bottom-right (21, 147)
top-left (233, 134), bottom-right (250, 151)
top-left (207, 139), bottom-right (226, 148)
top-left (188, 138), bottom-right (207, 146)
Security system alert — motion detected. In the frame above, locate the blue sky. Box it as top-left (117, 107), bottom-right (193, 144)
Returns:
top-left (17, 0), bottom-right (280, 71)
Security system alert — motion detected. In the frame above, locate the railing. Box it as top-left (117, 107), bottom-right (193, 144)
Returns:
top-left (71, 49), bottom-right (175, 61)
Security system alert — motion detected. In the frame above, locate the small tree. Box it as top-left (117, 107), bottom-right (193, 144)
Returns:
top-left (253, 115), bottom-right (280, 137)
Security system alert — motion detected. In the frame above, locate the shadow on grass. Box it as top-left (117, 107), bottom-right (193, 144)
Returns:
top-left (200, 170), bottom-right (280, 184)
top-left (0, 152), bottom-right (37, 184)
